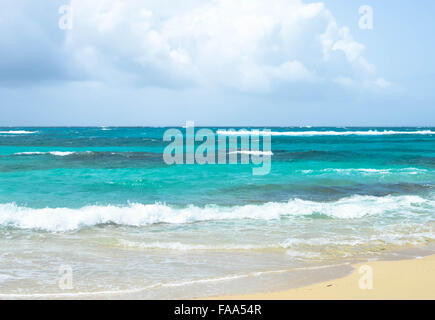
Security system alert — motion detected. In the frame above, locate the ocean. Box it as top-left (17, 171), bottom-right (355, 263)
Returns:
top-left (0, 127), bottom-right (434, 299)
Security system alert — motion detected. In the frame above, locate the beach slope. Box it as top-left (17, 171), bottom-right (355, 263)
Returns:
top-left (207, 255), bottom-right (435, 300)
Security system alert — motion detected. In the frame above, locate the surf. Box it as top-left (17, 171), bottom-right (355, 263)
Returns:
top-left (217, 129), bottom-right (435, 136)
top-left (0, 194), bottom-right (432, 232)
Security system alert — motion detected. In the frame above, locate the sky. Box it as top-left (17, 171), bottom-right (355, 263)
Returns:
top-left (0, 0), bottom-right (434, 126)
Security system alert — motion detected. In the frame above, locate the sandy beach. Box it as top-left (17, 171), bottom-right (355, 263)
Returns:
top-left (207, 255), bottom-right (435, 300)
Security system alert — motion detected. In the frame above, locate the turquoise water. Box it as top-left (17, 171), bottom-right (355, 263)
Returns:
top-left (0, 127), bottom-right (434, 298)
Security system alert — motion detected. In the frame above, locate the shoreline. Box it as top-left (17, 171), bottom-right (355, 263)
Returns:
top-left (205, 254), bottom-right (435, 300)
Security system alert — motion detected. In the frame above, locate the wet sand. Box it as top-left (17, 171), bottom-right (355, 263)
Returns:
top-left (207, 254), bottom-right (435, 300)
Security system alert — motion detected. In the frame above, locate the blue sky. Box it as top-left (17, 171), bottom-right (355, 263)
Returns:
top-left (0, 0), bottom-right (434, 126)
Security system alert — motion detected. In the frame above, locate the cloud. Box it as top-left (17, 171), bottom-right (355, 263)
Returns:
top-left (333, 76), bottom-right (354, 87)
top-left (374, 78), bottom-right (392, 89)
top-left (0, 0), bottom-right (389, 92)
top-left (330, 27), bottom-right (365, 62)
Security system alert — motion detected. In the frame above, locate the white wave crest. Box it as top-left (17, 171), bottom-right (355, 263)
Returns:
top-left (13, 152), bottom-right (45, 155)
top-left (14, 151), bottom-right (77, 156)
top-left (48, 151), bottom-right (75, 156)
top-left (0, 195), bottom-right (432, 232)
top-left (0, 130), bottom-right (37, 134)
top-left (217, 130), bottom-right (435, 136)
top-left (299, 168), bottom-right (429, 175)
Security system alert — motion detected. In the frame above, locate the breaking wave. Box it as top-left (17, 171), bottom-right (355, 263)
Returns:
top-left (14, 151), bottom-right (78, 156)
top-left (299, 168), bottom-right (430, 175)
top-left (0, 195), bottom-right (432, 232)
top-left (0, 130), bottom-right (37, 134)
top-left (217, 130), bottom-right (435, 136)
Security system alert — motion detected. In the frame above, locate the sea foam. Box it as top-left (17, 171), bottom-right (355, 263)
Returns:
top-left (117, 240), bottom-right (277, 251)
top-left (217, 129), bottom-right (435, 136)
top-left (0, 130), bottom-right (37, 134)
top-left (299, 168), bottom-right (429, 175)
top-left (14, 151), bottom-right (78, 156)
top-left (0, 195), bottom-right (432, 232)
